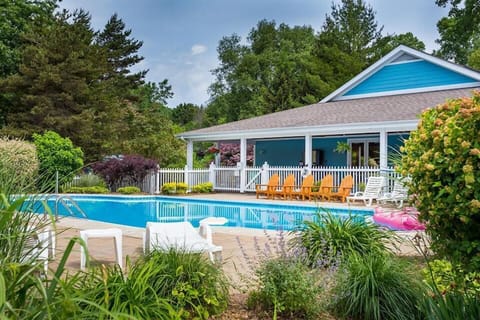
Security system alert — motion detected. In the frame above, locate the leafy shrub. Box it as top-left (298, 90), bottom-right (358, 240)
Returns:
top-left (290, 212), bottom-right (395, 266)
top-left (247, 258), bottom-right (323, 319)
top-left (399, 92), bottom-right (480, 270)
top-left (135, 249), bottom-right (229, 318)
top-left (161, 182), bottom-right (188, 194)
top-left (92, 154), bottom-right (157, 192)
top-left (0, 137), bottom-right (39, 193)
top-left (117, 186), bottom-right (141, 194)
top-left (161, 182), bottom-right (177, 194)
top-left (422, 259), bottom-right (480, 296)
top-left (176, 182), bottom-right (188, 194)
top-left (192, 182), bottom-right (213, 193)
top-left (331, 252), bottom-right (424, 320)
top-left (33, 131), bottom-right (84, 189)
top-left (63, 186), bottom-right (109, 194)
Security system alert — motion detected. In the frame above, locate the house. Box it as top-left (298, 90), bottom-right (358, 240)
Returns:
top-left (178, 45), bottom-right (480, 173)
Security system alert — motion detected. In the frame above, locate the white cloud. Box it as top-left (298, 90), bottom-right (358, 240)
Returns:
top-left (191, 44), bottom-right (207, 55)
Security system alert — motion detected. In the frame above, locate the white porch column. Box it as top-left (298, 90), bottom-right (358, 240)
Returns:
top-left (186, 139), bottom-right (194, 170)
top-left (379, 129), bottom-right (388, 170)
top-left (239, 137), bottom-right (247, 193)
top-left (304, 134), bottom-right (312, 169)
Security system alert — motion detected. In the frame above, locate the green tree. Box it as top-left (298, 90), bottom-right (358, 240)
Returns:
top-left (171, 103), bottom-right (204, 129)
top-left (314, 0), bottom-right (384, 89)
top-left (374, 32), bottom-right (426, 57)
top-left (0, 0), bottom-right (57, 78)
top-left (435, 0), bottom-right (480, 66)
top-left (33, 131), bottom-right (84, 186)
top-left (399, 91), bottom-right (480, 271)
top-left (0, 10), bottom-right (110, 160)
top-left (0, 0), bottom-right (58, 127)
top-left (207, 20), bottom-right (323, 123)
top-left (96, 13), bottom-right (147, 96)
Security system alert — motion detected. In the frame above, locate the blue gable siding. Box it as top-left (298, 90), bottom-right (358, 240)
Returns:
top-left (343, 60), bottom-right (477, 96)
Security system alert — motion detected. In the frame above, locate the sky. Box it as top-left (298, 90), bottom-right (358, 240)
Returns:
top-left (59, 0), bottom-right (449, 108)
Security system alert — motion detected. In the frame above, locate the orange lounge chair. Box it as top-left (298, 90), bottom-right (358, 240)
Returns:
top-left (327, 175), bottom-right (354, 202)
top-left (272, 174), bottom-right (295, 200)
top-left (288, 174), bottom-right (314, 200)
top-left (255, 174), bottom-right (279, 199)
top-left (309, 174), bottom-right (333, 201)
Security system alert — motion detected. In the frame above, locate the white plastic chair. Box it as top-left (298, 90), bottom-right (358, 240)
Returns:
top-left (347, 176), bottom-right (385, 206)
top-left (24, 226), bottom-right (55, 274)
top-left (144, 218), bottom-right (227, 262)
top-left (378, 178), bottom-right (410, 208)
top-left (79, 228), bottom-right (123, 271)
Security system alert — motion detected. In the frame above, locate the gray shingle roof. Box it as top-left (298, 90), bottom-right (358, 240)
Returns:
top-left (180, 87), bottom-right (480, 137)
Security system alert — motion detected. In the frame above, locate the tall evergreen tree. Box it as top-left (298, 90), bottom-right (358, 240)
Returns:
top-left (314, 0), bottom-right (425, 92)
top-left (0, 9), bottom-right (111, 161)
top-left (314, 0), bottom-right (383, 89)
top-left (0, 0), bottom-right (58, 127)
top-left (96, 13), bottom-right (147, 95)
top-left (0, 0), bottom-right (57, 78)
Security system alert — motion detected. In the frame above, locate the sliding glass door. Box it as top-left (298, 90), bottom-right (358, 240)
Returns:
top-left (348, 139), bottom-right (380, 167)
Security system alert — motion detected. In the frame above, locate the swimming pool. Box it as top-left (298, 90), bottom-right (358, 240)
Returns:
top-left (44, 195), bottom-right (373, 231)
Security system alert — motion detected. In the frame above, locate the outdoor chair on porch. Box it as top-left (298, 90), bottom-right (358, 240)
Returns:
top-left (255, 174), bottom-right (279, 199)
top-left (288, 174), bottom-right (314, 200)
top-left (308, 174), bottom-right (333, 201)
top-left (347, 176), bottom-right (385, 206)
top-left (273, 174), bottom-right (295, 200)
top-left (378, 178), bottom-right (410, 208)
top-left (327, 175), bottom-right (354, 202)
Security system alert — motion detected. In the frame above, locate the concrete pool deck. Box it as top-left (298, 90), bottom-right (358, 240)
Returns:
top-left (49, 192), bottom-right (423, 283)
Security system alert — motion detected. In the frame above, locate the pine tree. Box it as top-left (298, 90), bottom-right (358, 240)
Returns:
top-left (0, 10), bottom-right (111, 161)
top-left (96, 13), bottom-right (147, 94)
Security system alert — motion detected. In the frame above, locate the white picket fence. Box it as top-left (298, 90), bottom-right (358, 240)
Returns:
top-left (154, 163), bottom-right (402, 194)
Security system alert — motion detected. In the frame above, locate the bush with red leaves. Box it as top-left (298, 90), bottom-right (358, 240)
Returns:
top-left (92, 155), bottom-right (158, 191)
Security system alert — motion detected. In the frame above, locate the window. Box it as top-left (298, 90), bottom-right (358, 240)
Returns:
top-left (301, 149), bottom-right (324, 166)
top-left (348, 139), bottom-right (379, 167)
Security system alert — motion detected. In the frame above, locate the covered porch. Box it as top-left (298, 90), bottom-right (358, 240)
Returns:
top-left (176, 120), bottom-right (414, 194)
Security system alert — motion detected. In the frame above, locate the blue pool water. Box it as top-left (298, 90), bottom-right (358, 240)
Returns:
top-left (42, 195), bottom-right (373, 231)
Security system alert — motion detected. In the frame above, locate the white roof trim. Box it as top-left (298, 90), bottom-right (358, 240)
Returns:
top-left (320, 45), bottom-right (480, 103)
top-left (177, 120), bottom-right (419, 142)
top-left (386, 58), bottom-right (422, 66)
top-left (332, 82), bottom-right (480, 101)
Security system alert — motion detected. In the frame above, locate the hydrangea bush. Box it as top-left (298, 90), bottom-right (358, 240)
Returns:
top-left (399, 91), bottom-right (480, 270)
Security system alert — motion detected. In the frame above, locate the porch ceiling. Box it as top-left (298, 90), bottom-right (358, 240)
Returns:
top-left (178, 87), bottom-right (480, 142)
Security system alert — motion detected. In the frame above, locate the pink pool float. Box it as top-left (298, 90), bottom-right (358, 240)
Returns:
top-left (373, 207), bottom-right (425, 231)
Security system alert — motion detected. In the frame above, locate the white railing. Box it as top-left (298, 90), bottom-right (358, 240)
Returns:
top-left (153, 162), bottom-right (402, 194)
top-left (67, 164), bottom-right (402, 194)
